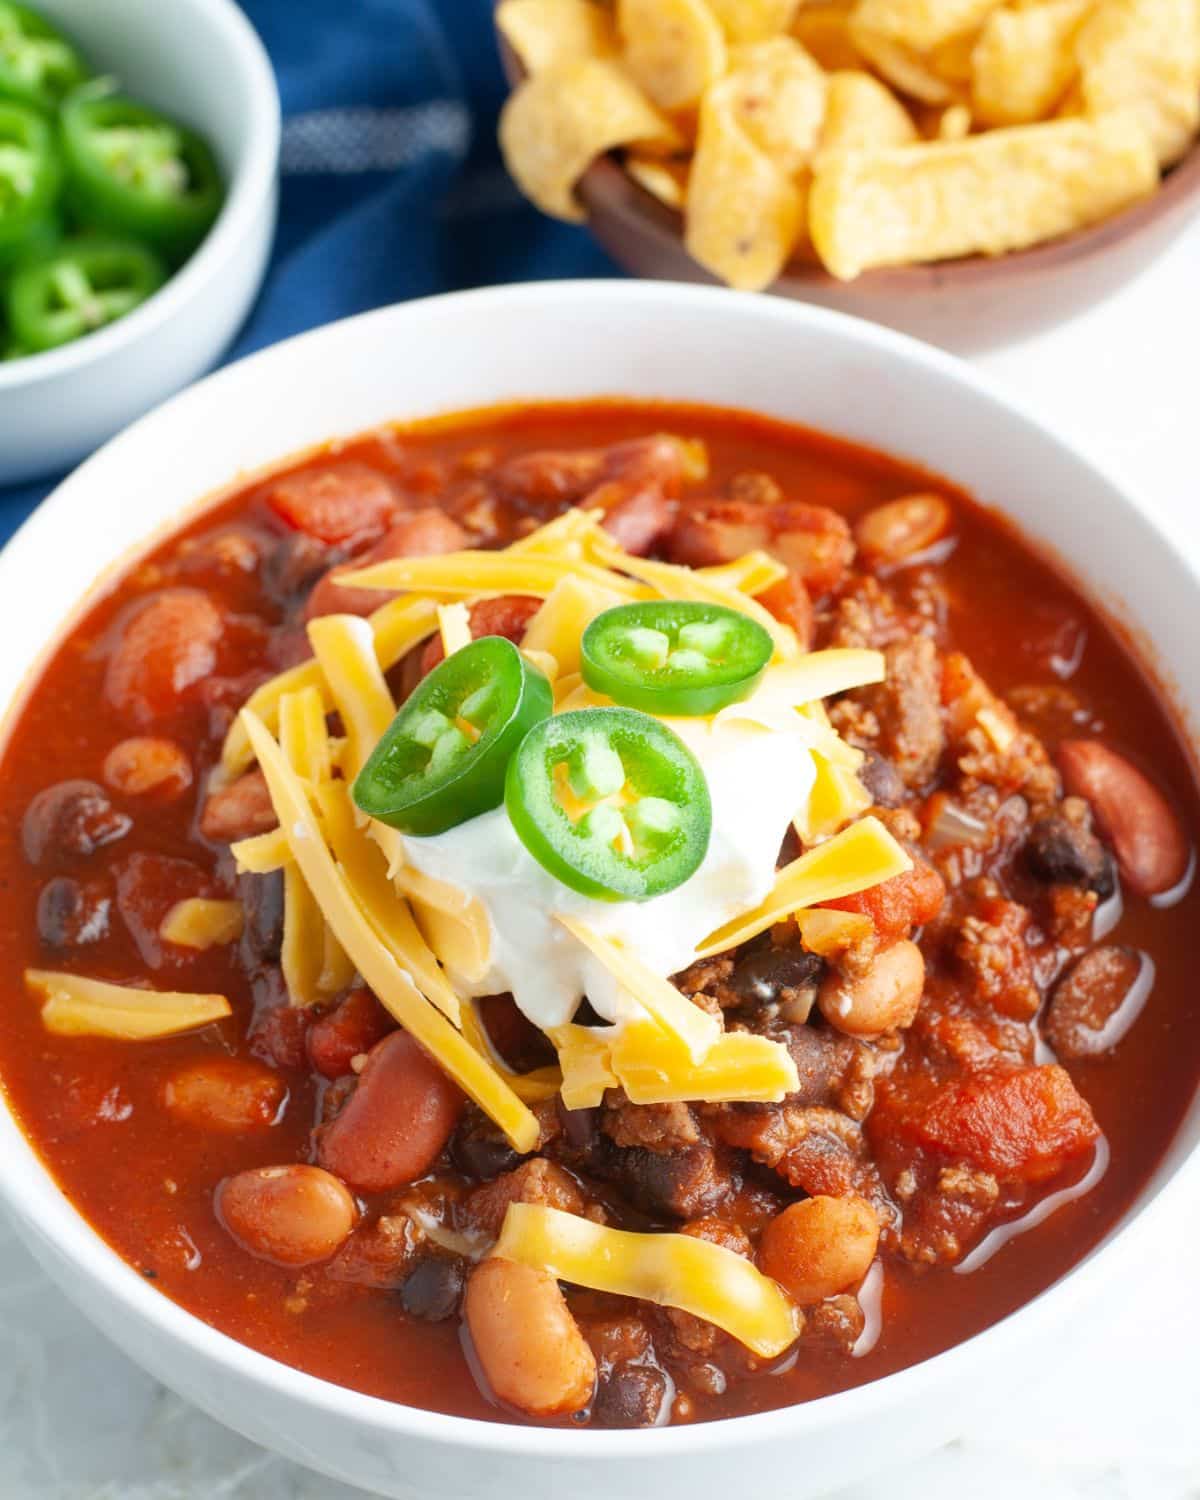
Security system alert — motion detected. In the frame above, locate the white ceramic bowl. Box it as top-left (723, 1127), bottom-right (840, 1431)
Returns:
top-left (0, 282), bottom-right (1197, 1499)
top-left (0, 0), bottom-right (279, 485)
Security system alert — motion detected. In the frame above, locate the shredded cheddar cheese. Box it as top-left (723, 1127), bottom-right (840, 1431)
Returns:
top-left (27, 970), bottom-right (231, 1040)
top-left (493, 1204), bottom-right (800, 1357)
top-left (159, 898), bottom-right (245, 950)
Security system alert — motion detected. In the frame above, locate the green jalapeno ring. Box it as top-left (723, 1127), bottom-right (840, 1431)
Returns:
top-left (0, 99), bottom-right (60, 262)
top-left (581, 600), bottom-right (774, 717)
top-left (6, 235), bottom-right (166, 352)
top-left (0, 2), bottom-right (88, 113)
top-left (61, 84), bottom-right (224, 262)
top-left (505, 706), bottom-right (712, 902)
top-left (354, 636), bottom-right (554, 838)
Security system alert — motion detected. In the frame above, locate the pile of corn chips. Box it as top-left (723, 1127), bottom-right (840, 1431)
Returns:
top-left (497, 0), bottom-right (1200, 288)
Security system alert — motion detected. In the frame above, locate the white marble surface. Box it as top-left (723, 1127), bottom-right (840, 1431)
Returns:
top-left (4, 225), bottom-right (1200, 1499)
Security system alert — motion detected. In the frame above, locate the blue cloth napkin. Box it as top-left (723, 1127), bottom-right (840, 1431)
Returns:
top-left (0, 0), bottom-right (618, 537)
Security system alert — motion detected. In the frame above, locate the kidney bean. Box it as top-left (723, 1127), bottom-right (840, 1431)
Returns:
top-left (1057, 741), bottom-right (1190, 898)
top-left (496, 436), bottom-right (685, 511)
top-left (399, 1256), bottom-right (466, 1321)
top-left (819, 938), bottom-right (925, 1038)
top-left (163, 1058), bottom-right (286, 1132)
top-left (1044, 945), bottom-right (1148, 1059)
top-left (102, 737), bottom-right (193, 801)
top-left (36, 877), bottom-right (111, 950)
top-left (465, 1258), bottom-right (596, 1417)
top-left (855, 494), bottom-right (951, 564)
top-left (670, 500), bottom-right (853, 595)
top-left (304, 508), bottom-right (469, 621)
top-left (217, 1165), bottom-right (357, 1267)
top-left (596, 484), bottom-right (676, 556)
top-left (266, 461), bottom-right (396, 546)
top-left (105, 588), bottom-right (224, 726)
top-left (307, 987), bottom-right (396, 1080)
top-left (317, 1031), bottom-right (464, 1192)
top-left (758, 1194), bottom-right (880, 1305)
top-left (199, 769), bottom-right (276, 842)
top-left (23, 780), bottom-right (131, 868)
top-left (418, 595), bottom-right (542, 677)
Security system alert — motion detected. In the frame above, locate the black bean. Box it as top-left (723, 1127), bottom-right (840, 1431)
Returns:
top-left (556, 1099), bottom-right (600, 1152)
top-left (727, 946), bottom-right (824, 1006)
top-left (36, 877), bottom-right (111, 950)
top-left (261, 533), bottom-right (340, 611)
top-left (22, 781), bottom-right (131, 868)
top-left (858, 748), bottom-right (907, 809)
top-left (240, 869), bottom-right (284, 962)
top-left (399, 1257), bottom-right (465, 1321)
top-left (593, 1364), bottom-right (669, 1429)
top-left (1025, 813), bottom-right (1115, 897)
top-left (451, 1119), bottom-right (525, 1181)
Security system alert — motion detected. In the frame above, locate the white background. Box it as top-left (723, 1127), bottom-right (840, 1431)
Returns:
top-left (2, 227), bottom-right (1200, 1499)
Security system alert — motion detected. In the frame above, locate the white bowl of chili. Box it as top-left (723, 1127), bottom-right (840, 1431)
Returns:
top-left (0, 282), bottom-right (1198, 1499)
top-left (0, 0), bottom-right (279, 485)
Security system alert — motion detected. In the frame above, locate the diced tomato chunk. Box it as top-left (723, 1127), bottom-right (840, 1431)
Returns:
top-left (879, 1065), bottom-right (1100, 1182)
top-left (826, 857), bottom-right (945, 941)
top-left (419, 595), bottom-right (542, 676)
top-left (105, 588), bottom-right (224, 726)
top-left (307, 987), bottom-right (396, 1079)
top-left (267, 462), bottom-right (396, 546)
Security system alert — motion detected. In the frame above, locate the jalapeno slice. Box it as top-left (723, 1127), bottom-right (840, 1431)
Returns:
top-left (581, 601), bottom-right (774, 717)
top-left (505, 707), bottom-right (712, 901)
top-left (0, 3), bottom-right (87, 113)
top-left (61, 85), bottom-right (223, 261)
top-left (0, 100), bottom-right (59, 266)
top-left (7, 235), bottom-right (166, 351)
top-left (354, 636), bottom-right (553, 837)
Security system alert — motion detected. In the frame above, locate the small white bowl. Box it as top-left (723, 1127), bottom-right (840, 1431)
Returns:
top-left (0, 283), bottom-right (1198, 1498)
top-left (0, 0), bottom-right (279, 485)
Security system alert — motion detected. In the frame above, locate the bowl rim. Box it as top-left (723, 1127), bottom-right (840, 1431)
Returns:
top-left (2, 279), bottom-right (1199, 1462)
top-left (0, 0), bottom-right (280, 392)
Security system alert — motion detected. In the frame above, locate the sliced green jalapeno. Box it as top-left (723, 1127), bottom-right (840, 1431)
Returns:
top-left (61, 85), bottom-right (223, 261)
top-left (6, 235), bottom-right (165, 351)
top-left (505, 707), bottom-right (711, 901)
top-left (0, 3), bottom-right (87, 113)
top-left (0, 100), bottom-right (60, 268)
top-left (581, 601), bottom-right (774, 717)
top-left (354, 636), bottom-right (553, 837)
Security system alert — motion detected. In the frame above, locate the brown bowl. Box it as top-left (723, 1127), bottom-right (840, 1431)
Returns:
top-left (496, 31), bottom-right (1200, 353)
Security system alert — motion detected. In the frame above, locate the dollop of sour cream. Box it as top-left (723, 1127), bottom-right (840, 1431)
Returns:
top-left (401, 711), bottom-right (817, 1032)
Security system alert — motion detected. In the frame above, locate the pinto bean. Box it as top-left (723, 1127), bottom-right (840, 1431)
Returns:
top-left (1057, 740), bottom-right (1190, 897)
top-left (199, 769), bottom-right (276, 842)
top-left (102, 737), bottom-right (193, 801)
top-left (855, 494), bottom-right (951, 564)
top-left (819, 938), bottom-right (925, 1038)
top-left (316, 1031), bottom-right (464, 1192)
top-left (105, 589), bottom-right (224, 725)
top-left (163, 1058), bottom-right (286, 1132)
top-left (465, 1257), bottom-right (596, 1417)
top-left (304, 508), bottom-right (469, 621)
top-left (22, 780), bottom-right (131, 868)
top-left (266, 461), bottom-right (396, 546)
top-left (217, 1165), bottom-right (357, 1267)
top-left (758, 1194), bottom-right (880, 1305)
